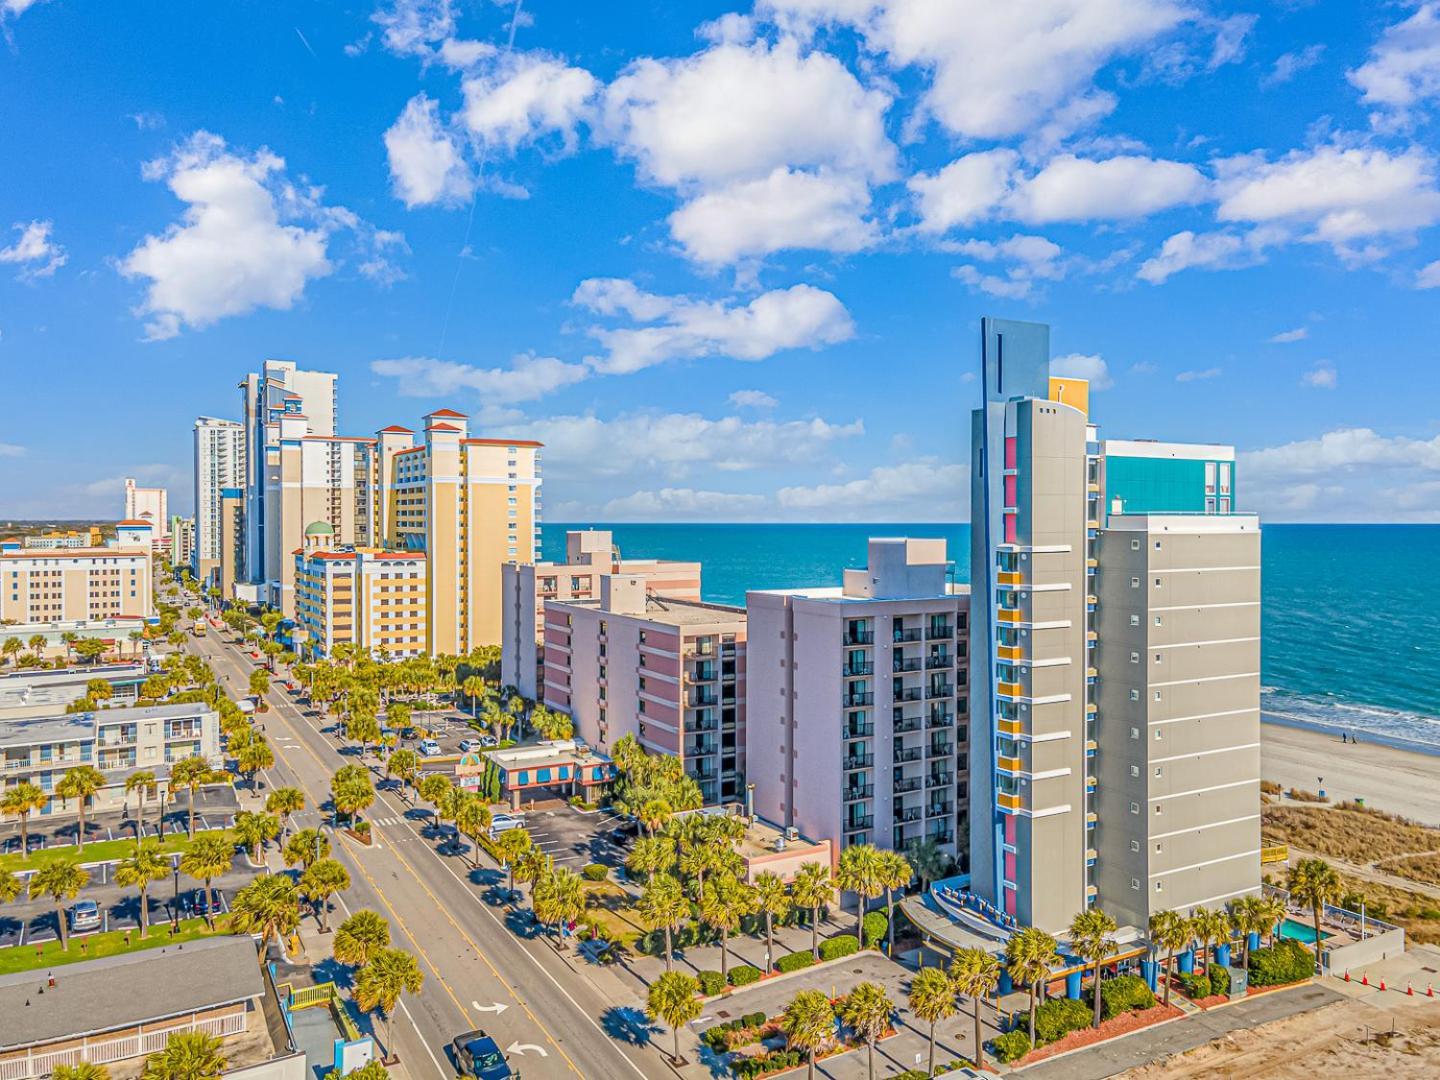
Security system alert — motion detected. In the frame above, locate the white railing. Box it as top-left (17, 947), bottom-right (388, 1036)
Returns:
top-left (0, 1011), bottom-right (245, 1080)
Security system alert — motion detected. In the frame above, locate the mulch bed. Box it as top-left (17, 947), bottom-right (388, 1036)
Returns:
top-left (1016, 1003), bottom-right (1185, 1067)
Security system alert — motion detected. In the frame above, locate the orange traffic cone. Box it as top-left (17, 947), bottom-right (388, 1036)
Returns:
top-left (1362, 974), bottom-right (1370, 985)
top-left (1427, 984), bottom-right (1434, 997)
top-left (1380, 979), bottom-right (1387, 991)
top-left (1344, 970), bottom-right (1350, 982)
top-left (1407, 983), bottom-right (1414, 996)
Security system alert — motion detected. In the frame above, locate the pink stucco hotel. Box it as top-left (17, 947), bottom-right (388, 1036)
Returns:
top-left (542, 574), bottom-right (747, 805)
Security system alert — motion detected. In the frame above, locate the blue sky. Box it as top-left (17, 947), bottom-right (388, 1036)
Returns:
top-left (3, 0), bottom-right (1440, 523)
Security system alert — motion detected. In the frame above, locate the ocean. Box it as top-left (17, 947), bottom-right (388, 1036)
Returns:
top-left (541, 523), bottom-right (1440, 752)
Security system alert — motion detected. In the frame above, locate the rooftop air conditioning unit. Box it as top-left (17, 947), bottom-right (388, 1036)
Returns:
top-left (785, 826), bottom-right (799, 842)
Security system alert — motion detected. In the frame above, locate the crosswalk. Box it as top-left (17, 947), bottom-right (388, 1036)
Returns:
top-left (370, 816), bottom-right (406, 827)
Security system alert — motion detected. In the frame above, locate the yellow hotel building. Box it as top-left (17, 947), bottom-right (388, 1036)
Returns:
top-left (294, 522), bottom-right (428, 659)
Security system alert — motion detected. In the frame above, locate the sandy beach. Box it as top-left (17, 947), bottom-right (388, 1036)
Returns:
top-left (1262, 720), bottom-right (1440, 826)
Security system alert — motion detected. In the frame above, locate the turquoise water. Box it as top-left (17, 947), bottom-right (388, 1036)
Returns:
top-left (542, 523), bottom-right (1440, 749)
top-left (1278, 918), bottom-right (1321, 944)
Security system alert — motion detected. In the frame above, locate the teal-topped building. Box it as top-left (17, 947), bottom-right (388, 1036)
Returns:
top-left (1100, 439), bottom-right (1236, 520)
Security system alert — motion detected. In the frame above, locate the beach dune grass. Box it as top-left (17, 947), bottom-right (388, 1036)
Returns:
top-left (0, 916), bottom-right (230, 976)
top-left (1261, 804), bottom-right (1440, 865)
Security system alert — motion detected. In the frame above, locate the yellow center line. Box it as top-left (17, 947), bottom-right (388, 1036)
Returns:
top-left (232, 644), bottom-right (583, 1076)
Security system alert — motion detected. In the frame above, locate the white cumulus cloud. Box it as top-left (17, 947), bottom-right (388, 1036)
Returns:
top-left (1136, 227), bottom-right (1278, 283)
top-left (1348, 2), bottom-right (1440, 126)
top-left (370, 352), bottom-right (589, 403)
top-left (572, 278), bottom-right (856, 375)
top-left (461, 52), bottom-right (599, 153)
top-left (1300, 364), bottom-right (1338, 389)
top-left (0, 220), bottom-right (66, 280)
top-left (1051, 352), bottom-right (1113, 390)
top-left (729, 389), bottom-right (778, 409)
top-left (384, 94), bottom-right (474, 208)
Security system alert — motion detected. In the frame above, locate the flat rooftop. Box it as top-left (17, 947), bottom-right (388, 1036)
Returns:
top-left (0, 935), bottom-right (264, 1050)
top-left (555, 595), bottom-right (745, 627)
top-left (0, 701), bottom-right (214, 745)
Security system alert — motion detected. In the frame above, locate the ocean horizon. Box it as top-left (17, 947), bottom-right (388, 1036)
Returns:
top-left (541, 522), bottom-right (1440, 751)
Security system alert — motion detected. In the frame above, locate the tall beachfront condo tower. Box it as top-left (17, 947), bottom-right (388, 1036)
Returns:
top-left (969, 317), bottom-right (1261, 936)
top-left (747, 539), bottom-right (971, 863)
top-left (192, 417), bottom-right (246, 589)
top-left (239, 359), bottom-right (338, 612)
top-left (123, 478), bottom-right (169, 536)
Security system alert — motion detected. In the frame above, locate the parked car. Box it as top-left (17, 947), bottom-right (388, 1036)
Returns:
top-left (419, 739), bottom-right (441, 756)
top-left (68, 900), bottom-right (101, 932)
top-left (488, 816), bottom-right (524, 839)
top-left (451, 1030), bottom-right (514, 1079)
top-left (458, 738), bottom-right (479, 753)
top-left (478, 734), bottom-right (498, 748)
top-left (192, 888), bottom-right (221, 916)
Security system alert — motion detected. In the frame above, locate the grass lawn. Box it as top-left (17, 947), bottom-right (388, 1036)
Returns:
top-left (0, 916), bottom-right (232, 975)
top-left (582, 880), bottom-right (644, 947)
top-left (0, 828), bottom-right (237, 875)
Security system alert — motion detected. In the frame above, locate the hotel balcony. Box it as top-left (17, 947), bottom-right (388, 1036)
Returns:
top-left (689, 689), bottom-right (718, 708)
top-left (689, 714), bottom-right (719, 732)
top-left (926, 652), bottom-right (952, 669)
top-left (926, 827), bottom-right (954, 845)
top-left (1086, 811), bottom-right (1098, 826)
top-left (926, 771), bottom-right (952, 789)
top-left (893, 627), bottom-right (923, 643)
top-left (894, 686), bottom-right (923, 703)
top-left (997, 570), bottom-right (1023, 587)
top-left (894, 776), bottom-right (922, 794)
top-left (997, 791), bottom-right (1023, 812)
top-left (894, 746), bottom-right (923, 764)
top-left (844, 691), bottom-right (875, 707)
top-left (927, 708), bottom-right (953, 730)
top-left (929, 739), bottom-right (954, 757)
top-left (846, 813), bottom-right (876, 832)
top-left (894, 805), bottom-right (923, 824)
top-left (893, 656), bottom-right (922, 673)
top-left (686, 738), bottom-right (719, 757)
top-left (844, 752), bottom-right (875, 771)
top-left (1086, 847), bottom-right (1098, 865)
top-left (997, 716), bottom-right (1024, 736)
top-left (926, 682), bottom-right (953, 700)
top-left (845, 718), bottom-right (876, 739)
top-left (844, 628), bottom-right (875, 645)
top-left (997, 606), bottom-right (1022, 624)
top-left (893, 711), bottom-right (922, 733)
top-left (689, 663), bottom-right (717, 682)
top-left (844, 661), bottom-right (875, 677)
top-left (927, 623), bottom-right (954, 640)
top-left (996, 643), bottom-right (1023, 662)
top-left (997, 681), bottom-right (1023, 699)
top-left (996, 755), bottom-right (1023, 775)
top-left (844, 783), bottom-right (875, 802)
top-left (927, 801), bottom-right (953, 818)
top-left (689, 762), bottom-right (717, 781)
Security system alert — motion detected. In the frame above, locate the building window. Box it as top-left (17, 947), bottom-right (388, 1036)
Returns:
top-left (1155, 881), bottom-right (1164, 893)
top-left (1155, 804), bottom-right (1163, 815)
top-left (1130, 765), bottom-right (1140, 778)
top-left (1130, 538), bottom-right (1140, 551)
top-left (1130, 878), bottom-right (1140, 890)
top-left (1129, 614), bottom-right (1139, 627)
top-left (1130, 576), bottom-right (1140, 589)
top-left (1154, 690), bottom-right (1162, 702)
top-left (1130, 840), bottom-right (1140, 852)
top-left (1155, 615), bottom-right (1162, 626)
top-left (1130, 802), bottom-right (1140, 814)
top-left (1155, 653), bottom-right (1162, 664)
top-left (1154, 578), bottom-right (1162, 588)
top-left (1130, 651), bottom-right (1139, 664)
top-left (1130, 726), bottom-right (1139, 740)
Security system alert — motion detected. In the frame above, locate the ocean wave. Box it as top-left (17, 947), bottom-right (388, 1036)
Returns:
top-left (1262, 687), bottom-right (1440, 750)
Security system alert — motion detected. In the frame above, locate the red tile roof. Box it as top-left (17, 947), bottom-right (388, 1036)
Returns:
top-left (462, 438), bottom-right (543, 448)
top-left (378, 425), bottom-right (415, 434)
top-left (425, 408), bottom-right (469, 418)
top-left (427, 422), bottom-right (463, 432)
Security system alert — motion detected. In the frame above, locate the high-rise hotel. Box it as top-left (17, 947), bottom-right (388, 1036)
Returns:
top-left (969, 318), bottom-right (1260, 936)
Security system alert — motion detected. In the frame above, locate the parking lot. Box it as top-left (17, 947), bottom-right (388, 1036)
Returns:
top-left (520, 800), bottom-right (635, 869)
top-left (0, 784), bottom-right (240, 854)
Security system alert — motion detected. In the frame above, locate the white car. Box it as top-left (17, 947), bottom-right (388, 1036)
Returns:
top-left (478, 734), bottom-right (498, 748)
top-left (418, 739), bottom-right (441, 756)
top-left (488, 816), bottom-right (524, 838)
top-left (458, 738), bottom-right (479, 753)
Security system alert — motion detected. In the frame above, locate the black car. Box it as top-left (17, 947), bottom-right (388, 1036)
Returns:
top-left (192, 888), bottom-right (221, 916)
top-left (451, 1030), bottom-right (514, 1079)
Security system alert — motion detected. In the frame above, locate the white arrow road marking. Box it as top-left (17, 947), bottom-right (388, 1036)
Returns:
top-left (505, 1043), bottom-right (547, 1057)
top-left (471, 1002), bottom-right (509, 1014)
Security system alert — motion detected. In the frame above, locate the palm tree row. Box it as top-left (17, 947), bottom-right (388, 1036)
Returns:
top-left (1149, 889), bottom-right (1293, 1003)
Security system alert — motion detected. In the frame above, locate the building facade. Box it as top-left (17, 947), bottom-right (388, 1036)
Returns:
top-left (193, 416), bottom-right (246, 587)
top-left (543, 576), bottom-right (747, 805)
top-left (0, 701), bottom-right (221, 816)
top-left (0, 535), bottom-right (155, 625)
top-left (747, 539), bottom-right (970, 863)
top-left (501, 529), bottom-right (702, 698)
top-left (293, 524), bottom-right (428, 659)
top-left (20, 528), bottom-right (102, 550)
top-left (123, 478), bottom-right (168, 536)
top-left (968, 317), bottom-right (1260, 936)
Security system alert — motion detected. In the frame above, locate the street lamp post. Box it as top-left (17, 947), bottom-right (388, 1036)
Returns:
top-left (171, 863), bottom-right (181, 930)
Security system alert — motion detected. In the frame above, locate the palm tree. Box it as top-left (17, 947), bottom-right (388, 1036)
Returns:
top-left (29, 862), bottom-right (89, 950)
top-left (637, 797), bottom-right (672, 837)
top-left (355, 948), bottom-right (424, 1062)
top-left (752, 870), bottom-right (790, 972)
top-left (1149, 909), bottom-right (1188, 1008)
top-left (0, 869), bottom-right (22, 905)
top-left (180, 834), bottom-right (235, 929)
top-left (646, 971), bottom-right (702, 1065)
top-left (125, 771), bottom-right (157, 839)
top-left (141, 1031), bottom-right (227, 1080)
top-left (1287, 858), bottom-right (1341, 970)
top-left (229, 873), bottom-right (300, 953)
top-left (235, 738), bottom-right (275, 791)
top-left (56, 764), bottom-right (105, 852)
top-left (494, 827), bottom-right (533, 898)
top-left (842, 981), bottom-right (893, 1080)
top-left (418, 773), bottom-right (452, 820)
top-left (1190, 907), bottom-right (1231, 976)
top-left (1005, 926), bottom-right (1060, 1047)
top-left (791, 861), bottom-right (834, 960)
top-left (1258, 891), bottom-right (1289, 948)
top-left (637, 873), bottom-right (689, 972)
top-left (283, 828), bottom-right (331, 871)
top-left (698, 872), bottom-right (757, 980)
top-left (170, 756), bottom-right (217, 840)
top-left (452, 791), bottom-right (492, 869)
top-left (299, 858), bottom-right (351, 931)
top-left (950, 946), bottom-right (1002, 1072)
top-left (115, 839), bottom-right (169, 933)
top-left (2, 636), bottom-right (21, 667)
top-left (334, 909), bottom-right (391, 968)
top-left (875, 849), bottom-right (912, 954)
top-left (908, 966), bottom-right (956, 1078)
top-left (331, 764), bottom-right (375, 826)
top-left (461, 675), bottom-right (487, 716)
top-left (1, 781), bottom-right (48, 852)
top-left (233, 811), bottom-right (280, 862)
top-left (905, 836), bottom-right (953, 891)
top-left (1228, 895), bottom-right (1269, 968)
top-left (27, 634), bottom-right (46, 661)
top-left (532, 867), bottom-right (586, 945)
top-left (1069, 907), bottom-right (1119, 1028)
top-left (53, 1064), bottom-right (110, 1080)
top-left (265, 786), bottom-right (305, 833)
top-left (386, 748), bottom-right (420, 801)
top-left (783, 988), bottom-right (836, 1080)
top-left (626, 834), bottom-right (677, 881)
top-left (837, 843), bottom-right (883, 945)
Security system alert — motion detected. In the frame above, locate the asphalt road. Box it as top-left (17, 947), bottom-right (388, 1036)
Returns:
top-left (187, 629), bottom-right (669, 1080)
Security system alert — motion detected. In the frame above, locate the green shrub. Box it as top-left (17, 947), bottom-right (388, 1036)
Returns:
top-left (1018, 997), bottom-right (1090, 1044)
top-left (1178, 972), bottom-right (1210, 999)
top-left (581, 863), bottom-right (609, 882)
top-left (819, 934), bottom-right (860, 961)
top-left (776, 950), bottom-right (816, 973)
top-left (1092, 973), bottom-right (1157, 1019)
top-left (1209, 964), bottom-right (1231, 997)
top-left (862, 910), bottom-right (888, 948)
top-left (1248, 939), bottom-right (1315, 987)
top-left (992, 1030), bottom-right (1032, 1064)
top-left (727, 964), bottom-right (762, 987)
top-left (697, 969), bottom-right (726, 996)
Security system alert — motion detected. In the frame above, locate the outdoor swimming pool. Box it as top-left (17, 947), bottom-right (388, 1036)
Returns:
top-left (1278, 917), bottom-right (1321, 944)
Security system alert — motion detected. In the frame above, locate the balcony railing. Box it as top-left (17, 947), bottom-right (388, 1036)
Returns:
top-left (893, 713), bottom-right (922, 733)
top-left (845, 720), bottom-right (876, 738)
top-left (926, 772), bottom-right (953, 788)
top-left (926, 683), bottom-right (954, 699)
top-left (845, 814), bottom-right (875, 831)
top-left (927, 624), bottom-right (954, 640)
top-left (894, 687), bottom-right (922, 703)
top-left (686, 740), bottom-right (719, 757)
top-left (689, 690), bottom-right (718, 707)
top-left (893, 746), bottom-right (923, 764)
top-left (892, 657), bottom-right (922, 673)
top-left (927, 803), bottom-right (954, 818)
top-left (844, 629), bottom-right (875, 645)
top-left (689, 715), bottom-right (719, 732)
top-left (894, 806), bottom-right (922, 823)
top-left (926, 653), bottom-right (951, 669)
top-left (844, 753), bottom-right (875, 771)
top-left (929, 741), bottom-right (954, 757)
top-left (844, 784), bottom-right (875, 802)
top-left (844, 692), bottom-right (874, 707)
top-left (893, 627), bottom-right (923, 643)
top-left (927, 828), bottom-right (955, 845)
top-left (893, 777), bottom-right (922, 793)
top-left (690, 665), bottom-right (717, 682)
top-left (928, 710), bottom-right (953, 729)
top-left (843, 662), bottom-right (875, 677)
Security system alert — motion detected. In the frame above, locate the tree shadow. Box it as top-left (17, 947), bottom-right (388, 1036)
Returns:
top-left (311, 956), bottom-right (354, 990)
top-left (601, 1005), bottom-right (655, 1047)
top-left (505, 908), bottom-right (541, 939)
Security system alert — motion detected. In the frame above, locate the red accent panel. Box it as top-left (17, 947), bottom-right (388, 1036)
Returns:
top-left (1004, 814), bottom-right (1017, 845)
top-left (1004, 515), bottom-right (1017, 544)
top-left (1004, 437), bottom-right (1017, 469)
top-left (1004, 886), bottom-right (1017, 917)
top-left (1003, 474), bottom-right (1017, 508)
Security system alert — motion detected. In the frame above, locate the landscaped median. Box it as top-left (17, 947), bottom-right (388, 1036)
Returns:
top-left (0, 915), bottom-right (228, 976)
top-left (0, 828), bottom-right (236, 875)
